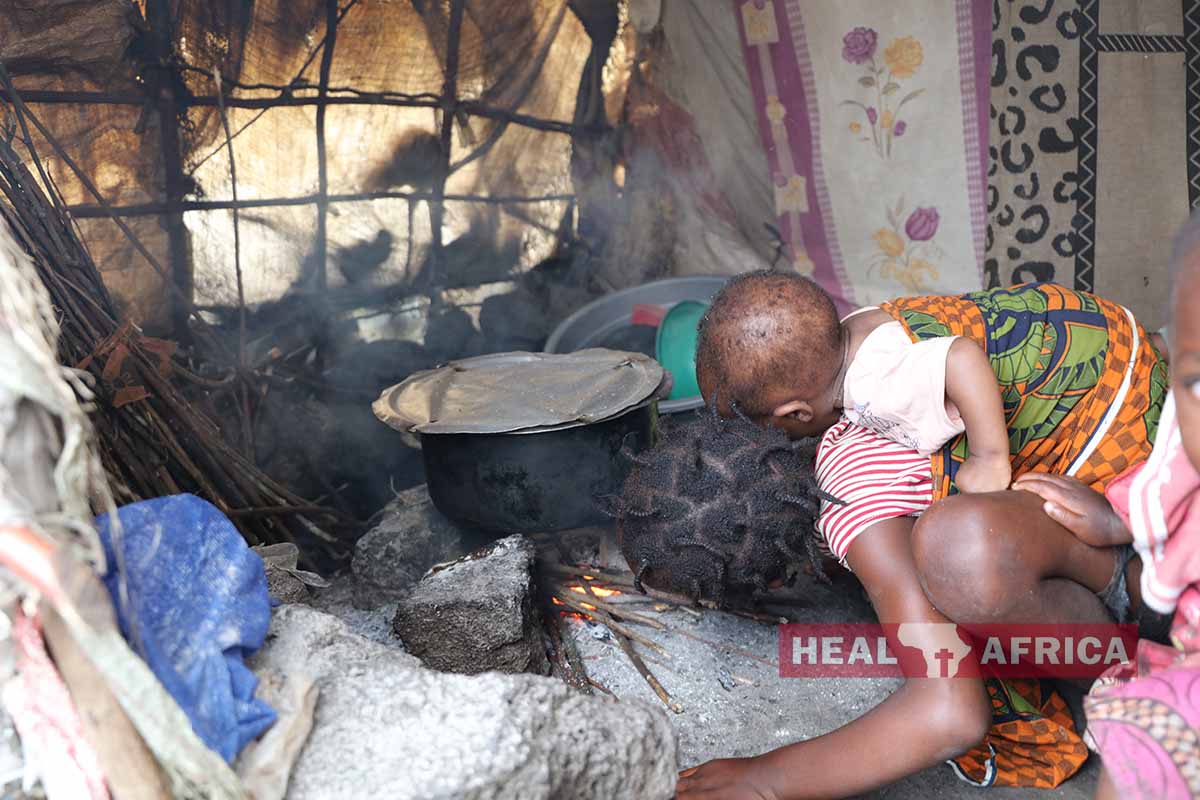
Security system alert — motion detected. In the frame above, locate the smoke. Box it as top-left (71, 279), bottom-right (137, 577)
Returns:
top-left (181, 0), bottom-right (774, 525)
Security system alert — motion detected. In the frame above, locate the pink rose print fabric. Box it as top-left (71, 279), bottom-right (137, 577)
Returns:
top-left (734, 1), bottom-right (990, 307)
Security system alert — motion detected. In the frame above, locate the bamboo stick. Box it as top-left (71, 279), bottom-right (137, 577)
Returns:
top-left (212, 67), bottom-right (254, 456)
top-left (0, 89), bottom-right (586, 135)
top-left (314, 0), bottom-right (338, 297)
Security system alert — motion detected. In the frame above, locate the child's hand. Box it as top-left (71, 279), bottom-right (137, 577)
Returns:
top-left (955, 453), bottom-right (1012, 494)
top-left (1012, 473), bottom-right (1132, 547)
top-left (677, 758), bottom-right (781, 800)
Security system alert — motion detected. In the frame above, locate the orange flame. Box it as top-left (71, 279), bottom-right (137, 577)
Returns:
top-left (551, 578), bottom-right (622, 621)
top-left (567, 583), bottom-right (621, 599)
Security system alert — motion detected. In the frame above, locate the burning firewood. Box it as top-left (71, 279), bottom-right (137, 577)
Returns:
top-left (575, 579), bottom-right (683, 715)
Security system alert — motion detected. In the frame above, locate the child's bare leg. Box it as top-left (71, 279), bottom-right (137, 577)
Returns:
top-left (911, 489), bottom-right (1122, 625)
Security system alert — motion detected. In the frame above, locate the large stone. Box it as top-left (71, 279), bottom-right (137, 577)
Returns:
top-left (254, 605), bottom-right (677, 800)
top-left (393, 535), bottom-right (549, 675)
top-left (350, 484), bottom-right (466, 608)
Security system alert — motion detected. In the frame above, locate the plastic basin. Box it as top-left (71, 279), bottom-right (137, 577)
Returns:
top-left (655, 301), bottom-right (707, 401)
top-left (545, 276), bottom-right (728, 413)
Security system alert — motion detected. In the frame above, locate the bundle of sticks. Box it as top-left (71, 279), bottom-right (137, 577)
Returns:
top-left (541, 561), bottom-right (684, 713)
top-left (0, 84), bottom-right (352, 562)
top-left (538, 555), bottom-right (790, 714)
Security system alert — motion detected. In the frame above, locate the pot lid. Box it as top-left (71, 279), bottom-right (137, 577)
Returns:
top-left (373, 349), bottom-right (665, 435)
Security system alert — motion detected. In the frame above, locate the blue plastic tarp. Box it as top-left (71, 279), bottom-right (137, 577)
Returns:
top-left (95, 494), bottom-right (276, 762)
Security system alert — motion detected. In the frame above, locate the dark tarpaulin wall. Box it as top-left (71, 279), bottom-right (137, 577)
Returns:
top-left (0, 0), bottom-right (172, 328)
top-left (1, 0), bottom-right (596, 332)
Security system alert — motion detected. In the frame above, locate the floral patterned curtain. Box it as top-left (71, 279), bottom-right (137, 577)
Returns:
top-left (735, 0), bottom-right (991, 312)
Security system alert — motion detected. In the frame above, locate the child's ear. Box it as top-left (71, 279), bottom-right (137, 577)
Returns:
top-left (771, 400), bottom-right (813, 423)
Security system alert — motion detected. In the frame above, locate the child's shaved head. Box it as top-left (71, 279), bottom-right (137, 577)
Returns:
top-left (695, 271), bottom-right (842, 417)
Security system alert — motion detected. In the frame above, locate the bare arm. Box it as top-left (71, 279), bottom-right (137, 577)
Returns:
top-left (676, 518), bottom-right (991, 800)
top-left (1012, 473), bottom-right (1133, 547)
top-left (945, 338), bottom-right (1011, 492)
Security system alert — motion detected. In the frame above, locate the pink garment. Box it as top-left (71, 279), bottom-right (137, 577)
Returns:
top-left (842, 321), bottom-right (963, 455)
top-left (1085, 601), bottom-right (1200, 800)
top-left (1085, 659), bottom-right (1200, 800)
top-left (2, 610), bottom-right (109, 800)
top-left (1105, 390), bottom-right (1200, 616)
top-left (1085, 388), bottom-right (1200, 799)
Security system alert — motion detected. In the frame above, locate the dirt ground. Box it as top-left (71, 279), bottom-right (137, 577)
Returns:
top-left (563, 553), bottom-right (1101, 799)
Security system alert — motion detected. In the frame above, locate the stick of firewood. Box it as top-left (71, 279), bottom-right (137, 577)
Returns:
top-left (537, 577), bottom-right (593, 694)
top-left (654, 601), bottom-right (703, 619)
top-left (544, 563), bottom-right (714, 622)
top-left (544, 603), bottom-right (588, 693)
top-left (576, 581), bottom-right (683, 714)
top-left (603, 593), bottom-right (656, 604)
top-left (551, 592), bottom-right (669, 657)
top-left (561, 628), bottom-right (596, 692)
top-left (551, 584), bottom-right (667, 630)
top-left (587, 677), bottom-right (615, 696)
top-left (615, 629), bottom-right (684, 713)
top-left (728, 608), bottom-right (790, 625)
top-left (537, 561), bottom-right (640, 590)
top-left (555, 614), bottom-right (595, 694)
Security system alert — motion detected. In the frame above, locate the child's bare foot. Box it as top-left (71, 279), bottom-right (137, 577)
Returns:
top-left (955, 453), bottom-right (1012, 494)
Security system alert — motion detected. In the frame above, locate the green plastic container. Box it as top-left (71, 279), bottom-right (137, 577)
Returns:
top-left (655, 300), bottom-right (708, 401)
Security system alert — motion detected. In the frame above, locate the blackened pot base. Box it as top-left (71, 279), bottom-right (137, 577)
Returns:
top-left (420, 403), bottom-right (656, 533)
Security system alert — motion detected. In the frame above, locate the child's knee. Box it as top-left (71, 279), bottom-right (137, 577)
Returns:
top-left (913, 495), bottom-right (1023, 621)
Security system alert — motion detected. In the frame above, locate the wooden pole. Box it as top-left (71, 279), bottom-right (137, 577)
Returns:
top-left (146, 0), bottom-right (193, 341)
top-left (0, 88), bottom-right (585, 136)
top-left (43, 605), bottom-right (172, 800)
top-left (314, 0), bottom-right (339, 296)
top-left (428, 0), bottom-right (466, 290)
top-left (213, 68), bottom-right (255, 456)
top-left (65, 189), bottom-right (575, 218)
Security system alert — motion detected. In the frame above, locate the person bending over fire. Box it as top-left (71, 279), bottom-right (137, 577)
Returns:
top-left (617, 267), bottom-right (1173, 798)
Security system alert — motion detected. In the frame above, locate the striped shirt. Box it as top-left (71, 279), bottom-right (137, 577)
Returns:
top-left (815, 417), bottom-right (934, 565)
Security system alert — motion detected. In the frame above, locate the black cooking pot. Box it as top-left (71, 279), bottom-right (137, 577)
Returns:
top-left (420, 400), bottom-right (657, 532)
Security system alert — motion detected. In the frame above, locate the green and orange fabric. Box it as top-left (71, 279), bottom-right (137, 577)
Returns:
top-left (950, 678), bottom-right (1090, 788)
top-left (881, 283), bottom-right (1168, 502)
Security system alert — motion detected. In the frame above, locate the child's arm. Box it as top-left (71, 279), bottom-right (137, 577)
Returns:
top-left (676, 518), bottom-right (991, 800)
top-left (1012, 473), bottom-right (1133, 547)
top-left (945, 338), bottom-right (1012, 493)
